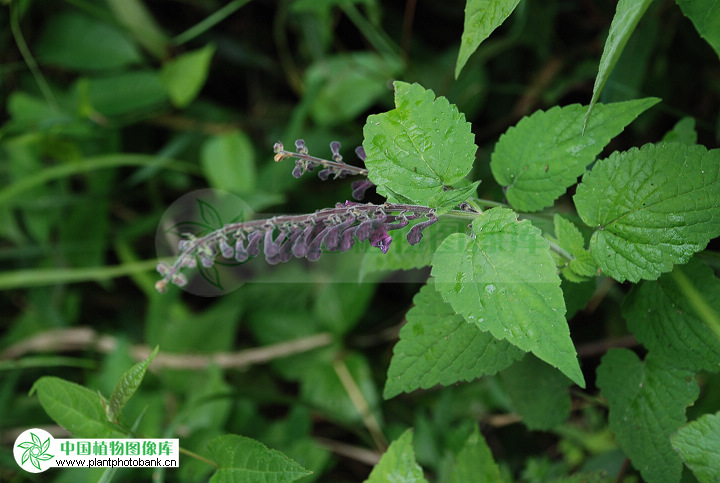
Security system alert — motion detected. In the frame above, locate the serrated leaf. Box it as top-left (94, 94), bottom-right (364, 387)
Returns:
top-left (491, 98), bottom-right (659, 212)
top-left (554, 215), bottom-right (586, 256)
top-left (623, 258), bottom-right (720, 372)
top-left (500, 354), bottom-right (571, 430)
top-left (448, 427), bottom-right (503, 483)
top-left (208, 434), bottom-right (312, 483)
top-left (584, 0), bottom-right (655, 128)
top-left (384, 281), bottom-right (523, 399)
top-left (200, 130), bottom-right (257, 195)
top-left (676, 0), bottom-right (720, 60)
top-left (161, 44), bottom-right (215, 108)
top-left (662, 116), bottom-right (697, 145)
top-left (671, 411), bottom-right (720, 483)
top-left (574, 143), bottom-right (720, 282)
top-left (455, 0), bottom-right (522, 78)
top-left (428, 181), bottom-right (480, 213)
top-left (363, 81), bottom-right (477, 205)
top-left (431, 207), bottom-right (585, 387)
top-left (596, 349), bottom-right (699, 483)
top-left (364, 429), bottom-right (427, 483)
top-left (106, 346), bottom-right (158, 422)
top-left (30, 377), bottom-right (126, 438)
top-left (554, 215), bottom-right (598, 280)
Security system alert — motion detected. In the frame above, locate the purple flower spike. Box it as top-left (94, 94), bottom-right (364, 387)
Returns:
top-left (406, 214), bottom-right (439, 245)
top-left (355, 146), bottom-right (366, 161)
top-left (246, 231), bottom-right (263, 257)
top-left (370, 227), bottom-right (392, 254)
top-left (235, 238), bottom-right (249, 262)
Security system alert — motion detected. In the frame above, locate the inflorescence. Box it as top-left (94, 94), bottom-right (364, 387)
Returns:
top-left (273, 140), bottom-right (375, 200)
top-left (155, 202), bottom-right (438, 293)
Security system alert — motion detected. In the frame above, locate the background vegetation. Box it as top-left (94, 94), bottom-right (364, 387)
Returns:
top-left (1, 0), bottom-right (719, 481)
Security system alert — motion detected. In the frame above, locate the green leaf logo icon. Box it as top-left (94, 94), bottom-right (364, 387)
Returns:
top-left (13, 428), bottom-right (55, 473)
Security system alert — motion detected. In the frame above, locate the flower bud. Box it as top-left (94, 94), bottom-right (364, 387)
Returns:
top-left (156, 262), bottom-right (172, 276)
top-left (318, 169), bottom-right (331, 180)
top-left (273, 141), bottom-right (284, 153)
top-left (339, 228), bottom-right (356, 252)
top-left (292, 164), bottom-right (303, 178)
top-left (351, 180), bottom-right (373, 200)
top-left (330, 141), bottom-right (342, 161)
top-left (355, 146), bottom-right (366, 161)
top-left (171, 272), bottom-right (188, 287)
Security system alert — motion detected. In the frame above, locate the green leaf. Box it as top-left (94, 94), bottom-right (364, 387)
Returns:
top-left (623, 259), bottom-right (720, 372)
top-left (30, 377), bottom-right (126, 438)
top-left (161, 44), bottom-right (216, 108)
top-left (384, 281), bottom-right (523, 399)
top-left (676, 0), bottom-right (720, 60)
top-left (208, 434), bottom-right (312, 483)
top-left (584, 0), bottom-right (654, 128)
top-left (553, 215), bottom-right (597, 279)
top-left (364, 429), bottom-right (427, 483)
top-left (86, 71), bottom-right (168, 117)
top-left (662, 116), bottom-right (697, 145)
top-left (490, 98), bottom-right (659, 212)
top-left (363, 81), bottom-right (477, 205)
top-left (427, 181), bottom-right (481, 213)
top-left (431, 207), bottom-right (585, 387)
top-left (448, 426), bottom-right (503, 483)
top-left (106, 346), bottom-right (158, 423)
top-left (596, 349), bottom-right (699, 483)
top-left (37, 12), bottom-right (142, 71)
top-left (671, 411), bottom-right (720, 483)
top-left (200, 130), bottom-right (257, 194)
top-left (574, 143), bottom-right (720, 282)
top-left (500, 354), bottom-right (571, 430)
top-left (306, 52), bottom-right (403, 126)
top-left (455, 0), bottom-right (522, 78)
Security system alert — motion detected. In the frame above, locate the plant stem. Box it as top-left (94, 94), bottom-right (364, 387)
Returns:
top-left (173, 0), bottom-right (252, 46)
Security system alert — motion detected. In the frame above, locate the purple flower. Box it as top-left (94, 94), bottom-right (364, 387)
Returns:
top-left (246, 231), bottom-right (263, 257)
top-left (235, 238), bottom-right (249, 262)
top-left (292, 163), bottom-right (303, 178)
top-left (370, 227), bottom-right (392, 254)
top-left (292, 224), bottom-right (315, 258)
top-left (354, 219), bottom-right (374, 242)
top-left (219, 238), bottom-right (234, 258)
top-left (351, 179), bottom-right (374, 200)
top-left (318, 169), bottom-right (331, 180)
top-left (406, 214), bottom-right (439, 245)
